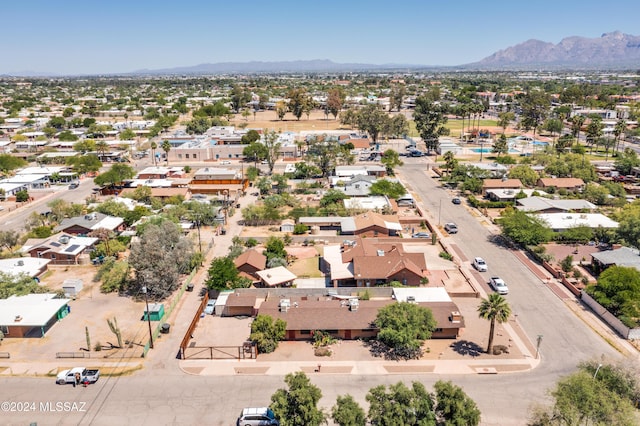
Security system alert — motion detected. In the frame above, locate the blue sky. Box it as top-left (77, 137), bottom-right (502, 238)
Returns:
top-left (3, 0), bottom-right (640, 75)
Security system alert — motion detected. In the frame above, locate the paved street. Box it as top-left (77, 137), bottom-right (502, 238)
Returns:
top-left (0, 157), bottom-right (636, 426)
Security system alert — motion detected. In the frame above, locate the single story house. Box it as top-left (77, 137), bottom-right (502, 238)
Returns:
top-left (0, 257), bottom-right (50, 278)
top-left (55, 212), bottom-right (125, 236)
top-left (591, 246), bottom-right (640, 272)
top-left (537, 213), bottom-right (619, 232)
top-left (255, 266), bottom-right (297, 288)
top-left (257, 293), bottom-right (463, 341)
top-left (516, 196), bottom-right (597, 213)
top-left (335, 175), bottom-right (377, 197)
top-left (343, 196), bottom-right (391, 211)
top-left (536, 178), bottom-right (585, 192)
top-left (0, 293), bottom-right (70, 338)
top-left (219, 291), bottom-right (257, 317)
top-left (323, 238), bottom-right (428, 287)
top-left (23, 233), bottom-right (98, 265)
top-left (482, 179), bottom-right (523, 197)
top-left (234, 249), bottom-right (267, 283)
top-left (341, 212), bottom-right (402, 237)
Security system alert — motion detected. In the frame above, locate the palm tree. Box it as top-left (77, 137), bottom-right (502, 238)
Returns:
top-left (477, 293), bottom-right (511, 354)
top-left (613, 119), bottom-right (627, 154)
top-left (161, 140), bottom-right (171, 165)
top-left (95, 140), bottom-right (109, 161)
top-left (569, 115), bottom-right (585, 146)
top-left (150, 141), bottom-right (157, 166)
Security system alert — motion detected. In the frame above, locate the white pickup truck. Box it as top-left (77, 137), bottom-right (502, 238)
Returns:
top-left (56, 367), bottom-right (100, 385)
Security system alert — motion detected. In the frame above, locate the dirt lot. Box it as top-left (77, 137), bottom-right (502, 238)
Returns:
top-left (230, 109), bottom-right (346, 133)
top-left (2, 264), bottom-right (160, 361)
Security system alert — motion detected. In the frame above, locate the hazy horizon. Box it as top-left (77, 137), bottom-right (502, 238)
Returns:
top-left (2, 0), bottom-right (639, 75)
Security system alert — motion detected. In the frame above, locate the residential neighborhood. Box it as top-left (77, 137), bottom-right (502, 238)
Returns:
top-left (2, 13), bottom-right (640, 425)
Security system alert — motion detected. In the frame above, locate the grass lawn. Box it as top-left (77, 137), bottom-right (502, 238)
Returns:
top-left (288, 256), bottom-right (323, 278)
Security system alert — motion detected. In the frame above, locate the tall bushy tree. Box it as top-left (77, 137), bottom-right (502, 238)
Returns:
top-left (434, 380), bottom-right (481, 425)
top-left (270, 372), bottom-right (326, 426)
top-left (250, 314), bottom-right (287, 354)
top-left (375, 302), bottom-right (437, 359)
top-left (413, 96), bottom-right (449, 153)
top-left (367, 381), bottom-right (435, 426)
top-left (128, 221), bottom-right (193, 300)
top-left (331, 394), bottom-right (366, 426)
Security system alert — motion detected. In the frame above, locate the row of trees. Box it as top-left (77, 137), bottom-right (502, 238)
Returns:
top-left (269, 372), bottom-right (481, 426)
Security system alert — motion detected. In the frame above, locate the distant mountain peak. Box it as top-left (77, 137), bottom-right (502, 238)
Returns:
top-left (469, 31), bottom-right (640, 70)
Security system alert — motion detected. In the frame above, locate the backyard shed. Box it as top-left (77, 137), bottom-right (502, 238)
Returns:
top-left (62, 279), bottom-right (83, 297)
top-left (143, 303), bottom-right (165, 321)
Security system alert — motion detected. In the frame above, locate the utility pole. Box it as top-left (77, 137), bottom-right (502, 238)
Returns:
top-left (142, 284), bottom-right (153, 350)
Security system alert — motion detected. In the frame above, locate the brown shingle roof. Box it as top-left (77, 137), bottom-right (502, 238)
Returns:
top-left (234, 248), bottom-right (267, 270)
top-left (537, 178), bottom-right (584, 188)
top-left (482, 179), bottom-right (523, 189)
top-left (258, 298), bottom-right (390, 330)
top-left (225, 292), bottom-right (257, 308)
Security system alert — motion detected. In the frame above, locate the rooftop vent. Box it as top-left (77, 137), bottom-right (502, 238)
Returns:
top-left (450, 311), bottom-right (462, 323)
top-left (14, 315), bottom-right (22, 322)
top-left (16, 260), bottom-right (24, 267)
top-left (59, 236), bottom-right (70, 245)
top-left (377, 249), bottom-right (385, 257)
top-left (407, 296), bottom-right (416, 304)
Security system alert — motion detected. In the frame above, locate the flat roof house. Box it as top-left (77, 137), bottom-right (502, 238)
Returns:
top-left (0, 293), bottom-right (71, 338)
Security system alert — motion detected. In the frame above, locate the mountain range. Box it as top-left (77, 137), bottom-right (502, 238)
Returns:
top-left (468, 31), bottom-right (640, 70)
top-left (3, 31), bottom-right (639, 76)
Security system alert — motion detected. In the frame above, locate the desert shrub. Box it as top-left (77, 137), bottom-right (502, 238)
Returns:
top-left (439, 251), bottom-right (453, 261)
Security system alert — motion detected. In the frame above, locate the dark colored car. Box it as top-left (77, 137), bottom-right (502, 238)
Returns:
top-left (411, 232), bottom-right (431, 239)
top-left (69, 182), bottom-right (79, 189)
top-left (452, 197), bottom-right (461, 204)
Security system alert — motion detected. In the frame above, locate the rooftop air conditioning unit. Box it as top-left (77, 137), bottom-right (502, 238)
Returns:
top-left (279, 299), bottom-right (291, 313)
top-left (407, 296), bottom-right (416, 304)
top-left (349, 299), bottom-right (359, 311)
top-left (59, 236), bottom-right (70, 244)
top-left (377, 250), bottom-right (385, 257)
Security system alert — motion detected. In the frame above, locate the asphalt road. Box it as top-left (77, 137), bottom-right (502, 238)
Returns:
top-left (0, 157), bottom-right (629, 426)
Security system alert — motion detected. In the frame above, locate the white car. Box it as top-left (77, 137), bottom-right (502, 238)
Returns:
top-left (489, 276), bottom-right (509, 295)
top-left (204, 300), bottom-right (216, 315)
top-left (472, 257), bottom-right (488, 272)
top-left (220, 160), bottom-right (231, 165)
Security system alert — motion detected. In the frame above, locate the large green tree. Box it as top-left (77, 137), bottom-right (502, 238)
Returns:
top-left (356, 104), bottom-right (388, 143)
top-left (369, 179), bottom-right (406, 199)
top-left (270, 372), bottom-right (326, 426)
top-left (477, 293), bottom-right (511, 354)
top-left (66, 154), bottom-right (102, 174)
top-left (586, 266), bottom-right (640, 328)
top-left (93, 164), bottom-right (136, 189)
top-left (128, 221), bottom-right (194, 300)
top-left (413, 96), bottom-right (449, 153)
top-left (434, 380), bottom-right (481, 426)
top-left (375, 302), bottom-right (437, 359)
top-left (0, 272), bottom-right (48, 299)
top-left (520, 91), bottom-right (550, 141)
top-left (204, 256), bottom-right (251, 291)
top-left (529, 370), bottom-right (636, 426)
top-left (331, 394), bottom-right (366, 426)
top-left (498, 207), bottom-right (554, 245)
top-left (380, 149), bottom-right (403, 176)
top-left (250, 314), bottom-right (287, 354)
top-left (367, 381), bottom-right (435, 426)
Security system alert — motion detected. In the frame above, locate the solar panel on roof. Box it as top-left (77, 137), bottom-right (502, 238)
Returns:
top-left (50, 242), bottom-right (61, 247)
top-left (65, 244), bottom-right (80, 253)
